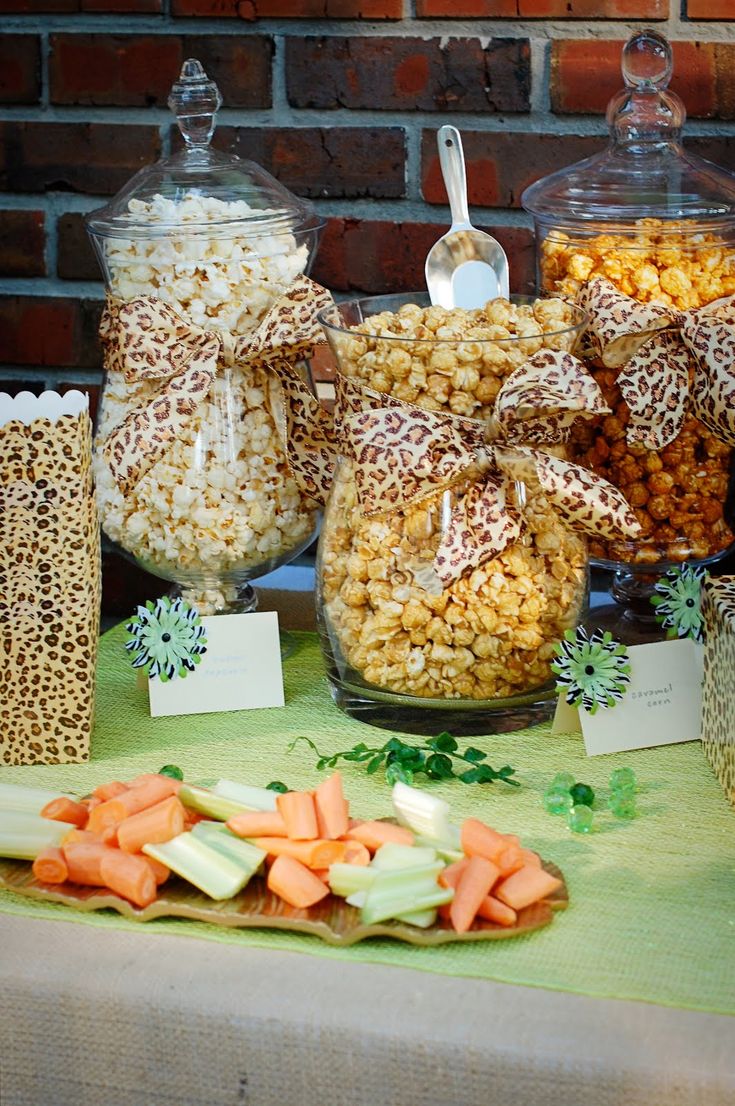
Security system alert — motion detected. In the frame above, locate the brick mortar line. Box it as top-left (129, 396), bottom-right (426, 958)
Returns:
top-left (3, 105), bottom-right (735, 137)
top-left (6, 17), bottom-right (735, 39)
top-left (530, 37), bottom-right (550, 115)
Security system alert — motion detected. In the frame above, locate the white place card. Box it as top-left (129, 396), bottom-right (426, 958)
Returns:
top-left (552, 638), bottom-right (702, 756)
top-left (148, 611), bottom-right (284, 718)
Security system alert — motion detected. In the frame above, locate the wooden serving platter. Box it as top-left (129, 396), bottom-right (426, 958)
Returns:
top-left (0, 857), bottom-right (568, 947)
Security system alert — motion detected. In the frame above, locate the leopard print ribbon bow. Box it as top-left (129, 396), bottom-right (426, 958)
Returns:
top-left (336, 349), bottom-right (641, 587)
top-left (578, 277), bottom-right (735, 451)
top-left (99, 276), bottom-right (337, 505)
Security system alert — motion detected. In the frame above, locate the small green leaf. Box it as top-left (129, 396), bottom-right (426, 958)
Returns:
top-left (386, 761), bottom-right (413, 786)
top-left (462, 747), bottom-right (487, 763)
top-left (266, 780), bottom-right (289, 794)
top-left (425, 753), bottom-right (454, 780)
top-left (429, 732), bottom-right (458, 754)
top-left (366, 754), bottom-right (385, 775)
top-left (459, 767), bottom-right (481, 784)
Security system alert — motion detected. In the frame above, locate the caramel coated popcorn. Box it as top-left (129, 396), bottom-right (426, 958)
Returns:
top-left (319, 300), bottom-right (588, 702)
top-left (540, 220), bottom-right (735, 311)
top-left (95, 193), bottom-right (318, 610)
top-left (540, 219), bottom-right (735, 564)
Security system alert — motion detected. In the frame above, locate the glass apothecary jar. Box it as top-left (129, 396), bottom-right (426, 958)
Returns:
top-left (523, 31), bottom-right (735, 638)
top-left (315, 292), bottom-right (594, 735)
top-left (86, 60), bottom-right (325, 614)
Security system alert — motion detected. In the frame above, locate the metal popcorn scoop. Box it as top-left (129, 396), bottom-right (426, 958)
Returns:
top-left (425, 125), bottom-right (509, 309)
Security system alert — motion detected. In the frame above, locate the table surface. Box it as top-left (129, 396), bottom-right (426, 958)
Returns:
top-left (2, 569), bottom-right (734, 1106)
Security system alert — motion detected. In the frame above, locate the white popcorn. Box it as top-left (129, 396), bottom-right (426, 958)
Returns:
top-left (95, 192), bottom-right (318, 612)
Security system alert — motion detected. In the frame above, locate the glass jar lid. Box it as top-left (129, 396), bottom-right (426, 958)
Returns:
top-left (522, 31), bottom-right (735, 233)
top-left (86, 59), bottom-right (322, 241)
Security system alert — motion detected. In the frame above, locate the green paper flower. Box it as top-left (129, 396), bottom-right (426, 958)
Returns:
top-left (125, 596), bottom-right (207, 682)
top-left (651, 565), bottom-right (706, 643)
top-left (551, 627), bottom-right (631, 715)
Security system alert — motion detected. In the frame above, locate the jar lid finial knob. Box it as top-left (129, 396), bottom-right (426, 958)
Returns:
top-left (168, 59), bottom-right (223, 151)
top-left (621, 30), bottom-right (672, 90)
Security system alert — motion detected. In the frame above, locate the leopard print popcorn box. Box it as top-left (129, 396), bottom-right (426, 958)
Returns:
top-left (701, 577), bottom-right (735, 807)
top-left (523, 32), bottom-right (735, 574)
top-left (0, 390), bottom-right (100, 765)
top-left (316, 293), bottom-right (641, 736)
top-left (86, 61), bottom-right (332, 617)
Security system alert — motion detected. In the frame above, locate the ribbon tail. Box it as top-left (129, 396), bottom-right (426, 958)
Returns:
top-left (433, 475), bottom-right (522, 587)
top-left (617, 331), bottom-right (690, 450)
top-left (682, 320), bottom-right (735, 447)
top-left (269, 360), bottom-right (337, 506)
top-left (103, 344), bottom-right (219, 496)
top-left (533, 452), bottom-right (641, 542)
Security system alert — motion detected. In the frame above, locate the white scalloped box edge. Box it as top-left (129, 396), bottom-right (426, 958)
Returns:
top-left (0, 390), bottom-right (89, 428)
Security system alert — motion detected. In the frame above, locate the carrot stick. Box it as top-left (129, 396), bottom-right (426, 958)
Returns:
top-left (276, 791), bottom-right (319, 840)
top-left (494, 866), bottom-right (563, 911)
top-left (62, 828), bottom-right (103, 846)
top-left (252, 837), bottom-right (346, 869)
top-left (449, 855), bottom-right (500, 934)
top-left (314, 772), bottom-right (349, 840)
top-left (99, 849), bottom-right (157, 908)
top-left (226, 811), bottom-right (288, 838)
top-left (476, 895), bottom-right (518, 927)
top-left (32, 846), bottom-right (68, 884)
top-left (342, 840), bottom-right (371, 866)
top-left (62, 842), bottom-right (116, 886)
top-left (461, 818), bottom-right (507, 863)
top-left (344, 821), bottom-right (414, 851)
top-left (520, 848), bottom-right (542, 868)
top-left (40, 797), bottom-right (88, 829)
top-left (117, 796), bottom-right (186, 854)
top-left (495, 844), bottom-right (525, 878)
top-left (267, 854), bottom-right (330, 909)
top-left (82, 796), bottom-right (102, 813)
top-left (88, 777), bottom-right (181, 834)
top-left (101, 826), bottom-right (119, 846)
top-left (127, 773), bottom-right (182, 794)
top-left (138, 853), bottom-right (170, 885)
top-left (92, 781), bottom-right (128, 802)
top-left (438, 857), bottom-right (469, 921)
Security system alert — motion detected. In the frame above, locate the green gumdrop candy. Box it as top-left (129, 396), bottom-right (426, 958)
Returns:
top-left (567, 804), bottom-right (594, 833)
top-left (609, 794), bottom-right (637, 819)
top-left (610, 767), bottom-right (636, 792)
top-left (550, 771), bottom-right (576, 792)
top-left (544, 787), bottom-right (573, 815)
top-left (569, 782), bottom-right (595, 807)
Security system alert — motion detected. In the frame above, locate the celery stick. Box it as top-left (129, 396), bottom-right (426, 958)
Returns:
top-left (0, 813), bottom-right (76, 859)
top-left (361, 862), bottom-right (450, 926)
top-left (144, 834), bottom-right (255, 900)
top-left (0, 781), bottom-right (73, 815)
top-left (392, 782), bottom-right (460, 845)
top-left (414, 834), bottom-right (464, 864)
top-left (372, 843), bottom-right (437, 870)
top-left (327, 862), bottom-right (377, 898)
top-left (178, 784), bottom-right (251, 822)
top-left (346, 891), bottom-right (367, 908)
top-left (190, 822), bottom-right (266, 873)
top-left (362, 883), bottom-right (453, 927)
top-left (395, 908), bottom-right (437, 928)
top-left (212, 780), bottom-right (278, 812)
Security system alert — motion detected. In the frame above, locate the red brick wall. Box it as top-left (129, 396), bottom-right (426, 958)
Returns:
top-left (2, 1), bottom-right (735, 401)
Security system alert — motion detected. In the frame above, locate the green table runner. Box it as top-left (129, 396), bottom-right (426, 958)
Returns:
top-left (1, 625), bottom-right (733, 1015)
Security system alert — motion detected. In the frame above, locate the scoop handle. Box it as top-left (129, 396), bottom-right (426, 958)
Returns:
top-left (437, 125), bottom-right (471, 231)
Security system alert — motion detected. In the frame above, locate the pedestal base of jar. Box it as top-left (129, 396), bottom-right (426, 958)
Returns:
top-left (586, 570), bottom-right (668, 645)
top-left (326, 672), bottom-right (556, 737)
top-left (175, 582), bottom-right (258, 617)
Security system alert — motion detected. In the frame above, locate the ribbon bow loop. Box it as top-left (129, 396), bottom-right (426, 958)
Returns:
top-left (579, 277), bottom-right (735, 450)
top-left (339, 348), bottom-right (640, 588)
top-left (100, 276), bottom-right (337, 504)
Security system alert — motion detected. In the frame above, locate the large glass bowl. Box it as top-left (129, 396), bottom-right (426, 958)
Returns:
top-left (315, 292), bottom-right (589, 735)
